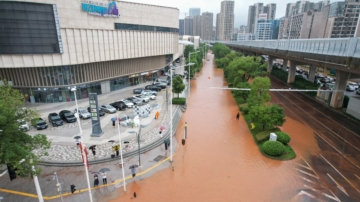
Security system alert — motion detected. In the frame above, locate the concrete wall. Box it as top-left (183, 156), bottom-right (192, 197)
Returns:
top-left (310, 7), bottom-right (330, 38)
top-left (346, 96), bottom-right (360, 119)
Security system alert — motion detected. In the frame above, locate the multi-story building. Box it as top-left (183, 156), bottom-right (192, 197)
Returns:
top-left (255, 19), bottom-right (280, 40)
top-left (219, 0), bottom-right (235, 41)
top-left (189, 8), bottom-right (201, 17)
top-left (0, 0), bottom-right (179, 103)
top-left (201, 12), bottom-right (213, 40)
top-left (212, 26), bottom-right (217, 40)
top-left (247, 3), bottom-right (277, 33)
top-left (237, 33), bottom-right (256, 41)
top-left (286, 3), bottom-right (296, 17)
top-left (179, 19), bottom-right (185, 35)
top-left (185, 16), bottom-right (194, 35)
top-left (239, 25), bottom-right (247, 34)
top-left (193, 15), bottom-right (202, 36)
top-left (216, 13), bottom-right (220, 40)
top-left (286, 0), bottom-right (329, 17)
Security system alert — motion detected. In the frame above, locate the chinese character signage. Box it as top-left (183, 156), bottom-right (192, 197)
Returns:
top-left (88, 93), bottom-right (103, 137)
top-left (81, 0), bottom-right (120, 18)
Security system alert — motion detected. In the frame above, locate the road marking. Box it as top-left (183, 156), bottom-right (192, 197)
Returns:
top-left (296, 163), bottom-right (312, 171)
top-left (0, 153), bottom-right (174, 200)
top-left (355, 174), bottom-right (360, 180)
top-left (320, 154), bottom-right (360, 193)
top-left (297, 169), bottom-right (319, 179)
top-left (290, 190), bottom-right (322, 202)
top-left (327, 173), bottom-right (348, 196)
top-left (298, 176), bottom-right (325, 188)
top-left (300, 156), bottom-right (320, 178)
top-left (303, 184), bottom-right (340, 202)
top-left (0, 170), bottom-right (7, 177)
top-left (314, 133), bottom-right (343, 154)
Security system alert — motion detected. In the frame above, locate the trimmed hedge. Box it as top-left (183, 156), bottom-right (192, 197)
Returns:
top-left (172, 98), bottom-right (186, 105)
top-left (255, 128), bottom-right (281, 143)
top-left (275, 132), bottom-right (291, 145)
top-left (262, 141), bottom-right (285, 156)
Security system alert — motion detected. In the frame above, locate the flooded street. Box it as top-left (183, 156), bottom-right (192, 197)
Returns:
top-left (105, 54), bottom-right (307, 202)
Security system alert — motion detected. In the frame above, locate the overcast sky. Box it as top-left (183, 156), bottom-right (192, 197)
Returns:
top-left (125, 0), bottom-right (324, 27)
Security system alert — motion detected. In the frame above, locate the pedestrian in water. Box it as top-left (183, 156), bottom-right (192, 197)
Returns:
top-left (102, 172), bottom-right (107, 185)
top-left (131, 167), bottom-right (137, 181)
top-left (236, 112), bottom-right (240, 120)
top-left (94, 174), bottom-right (99, 187)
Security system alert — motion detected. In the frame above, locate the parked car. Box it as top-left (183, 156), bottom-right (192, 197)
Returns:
top-left (125, 97), bottom-right (143, 105)
top-left (356, 88), bottom-right (360, 95)
top-left (142, 92), bottom-right (156, 100)
top-left (32, 118), bottom-right (48, 130)
top-left (133, 88), bottom-right (143, 94)
top-left (120, 99), bottom-right (134, 108)
top-left (348, 82), bottom-right (359, 90)
top-left (17, 119), bottom-right (30, 131)
top-left (152, 82), bottom-right (166, 89)
top-left (59, 110), bottom-right (77, 123)
top-left (87, 107), bottom-right (105, 116)
top-left (142, 89), bottom-right (158, 95)
top-left (48, 113), bottom-right (63, 127)
top-left (109, 101), bottom-right (127, 111)
top-left (320, 77), bottom-right (331, 83)
top-left (134, 94), bottom-right (150, 103)
top-left (100, 105), bottom-right (117, 113)
top-left (75, 107), bottom-right (91, 119)
top-left (346, 85), bottom-right (355, 91)
top-left (145, 85), bottom-right (161, 92)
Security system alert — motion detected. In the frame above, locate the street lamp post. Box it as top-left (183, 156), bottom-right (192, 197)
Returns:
top-left (53, 172), bottom-right (63, 202)
top-left (129, 125), bottom-right (143, 166)
top-left (71, 87), bottom-right (92, 202)
top-left (116, 114), bottom-right (126, 191)
top-left (188, 51), bottom-right (200, 98)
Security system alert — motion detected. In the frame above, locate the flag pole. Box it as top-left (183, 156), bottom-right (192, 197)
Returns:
top-left (116, 114), bottom-right (126, 191)
top-left (80, 140), bottom-right (93, 202)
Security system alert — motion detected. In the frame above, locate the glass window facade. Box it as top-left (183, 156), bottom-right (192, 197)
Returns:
top-left (0, 1), bottom-right (61, 54)
top-left (115, 23), bottom-right (179, 33)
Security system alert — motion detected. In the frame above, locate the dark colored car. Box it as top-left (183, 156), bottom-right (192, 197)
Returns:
top-left (87, 107), bottom-right (105, 116)
top-left (145, 85), bottom-right (161, 91)
top-left (48, 113), bottom-right (63, 127)
top-left (59, 110), bottom-right (77, 123)
top-left (109, 101), bottom-right (127, 111)
top-left (32, 118), bottom-right (48, 130)
top-left (133, 88), bottom-right (143, 94)
top-left (125, 97), bottom-right (142, 105)
top-left (152, 82), bottom-right (167, 89)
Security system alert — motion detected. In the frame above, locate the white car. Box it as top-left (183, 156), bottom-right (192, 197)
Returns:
top-left (75, 107), bottom-right (91, 119)
top-left (346, 85), bottom-right (355, 92)
top-left (18, 119), bottom-right (30, 131)
top-left (134, 95), bottom-right (150, 103)
top-left (100, 105), bottom-right (117, 113)
top-left (348, 82), bottom-right (359, 90)
top-left (142, 92), bottom-right (156, 100)
top-left (120, 99), bottom-right (134, 108)
top-left (142, 89), bottom-right (158, 95)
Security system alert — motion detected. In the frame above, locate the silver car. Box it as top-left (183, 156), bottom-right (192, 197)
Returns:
top-left (120, 99), bottom-right (134, 108)
top-left (142, 92), bottom-right (156, 100)
top-left (142, 89), bottom-right (158, 95)
top-left (75, 107), bottom-right (91, 119)
top-left (134, 95), bottom-right (150, 103)
top-left (100, 105), bottom-right (117, 113)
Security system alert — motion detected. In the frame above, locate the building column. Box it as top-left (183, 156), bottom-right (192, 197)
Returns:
top-left (330, 71), bottom-right (349, 108)
top-left (267, 56), bottom-right (274, 72)
top-left (282, 59), bottom-right (288, 71)
top-left (101, 80), bottom-right (111, 93)
top-left (308, 65), bottom-right (317, 82)
top-left (287, 60), bottom-right (296, 83)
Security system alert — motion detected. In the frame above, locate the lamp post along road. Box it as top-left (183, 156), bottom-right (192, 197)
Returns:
top-left (71, 88), bottom-right (92, 202)
top-left (116, 114), bottom-right (126, 191)
top-left (53, 172), bottom-right (63, 202)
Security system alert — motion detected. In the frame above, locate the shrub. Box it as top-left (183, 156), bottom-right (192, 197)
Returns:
top-left (255, 128), bottom-right (281, 143)
top-left (172, 98), bottom-right (186, 105)
top-left (241, 106), bottom-right (250, 114)
top-left (262, 141), bottom-right (285, 156)
top-left (275, 132), bottom-right (291, 145)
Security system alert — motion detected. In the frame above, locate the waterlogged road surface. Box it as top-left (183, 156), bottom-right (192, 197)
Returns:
top-left (105, 54), bottom-right (306, 202)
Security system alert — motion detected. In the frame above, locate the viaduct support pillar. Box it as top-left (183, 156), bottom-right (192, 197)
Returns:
top-left (287, 60), bottom-right (296, 83)
top-left (330, 71), bottom-right (349, 108)
top-left (282, 59), bottom-right (288, 71)
top-left (308, 65), bottom-right (317, 82)
top-left (267, 56), bottom-right (274, 73)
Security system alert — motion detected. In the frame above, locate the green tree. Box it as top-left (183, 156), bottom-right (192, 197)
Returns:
top-left (247, 77), bottom-right (271, 107)
top-left (0, 81), bottom-right (51, 178)
top-left (225, 56), bottom-right (266, 83)
top-left (172, 76), bottom-right (185, 98)
top-left (249, 104), bottom-right (286, 131)
top-left (212, 43), bottom-right (231, 59)
top-left (233, 82), bottom-right (251, 102)
top-left (184, 45), bottom-right (195, 60)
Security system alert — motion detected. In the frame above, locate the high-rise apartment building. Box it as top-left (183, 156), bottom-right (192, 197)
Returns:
top-left (247, 3), bottom-right (277, 33)
top-left (212, 26), bottom-right (216, 40)
top-left (255, 19), bottom-right (280, 40)
top-left (201, 12), bottom-right (213, 40)
top-left (286, 3), bottom-right (296, 17)
top-left (179, 19), bottom-right (185, 35)
top-left (189, 8), bottom-right (200, 16)
top-left (216, 13), bottom-right (220, 40)
top-left (285, 0), bottom-right (329, 17)
top-left (239, 25), bottom-right (247, 34)
top-left (185, 16), bottom-right (194, 35)
top-left (219, 0), bottom-right (235, 41)
top-left (193, 15), bottom-right (202, 36)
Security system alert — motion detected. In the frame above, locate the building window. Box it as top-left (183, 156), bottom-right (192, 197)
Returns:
top-left (115, 23), bottom-right (178, 33)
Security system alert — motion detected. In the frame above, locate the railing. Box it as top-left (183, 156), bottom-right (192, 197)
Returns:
top-left (204, 38), bottom-right (360, 58)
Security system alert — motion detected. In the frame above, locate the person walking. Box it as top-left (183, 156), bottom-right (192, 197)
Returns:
top-left (94, 174), bottom-right (99, 187)
top-left (75, 138), bottom-right (80, 148)
top-left (90, 146), bottom-right (96, 157)
top-left (115, 145), bottom-right (119, 157)
top-left (111, 117), bottom-right (116, 128)
top-left (102, 172), bottom-right (107, 185)
top-left (236, 112), bottom-right (240, 120)
top-left (131, 167), bottom-right (137, 181)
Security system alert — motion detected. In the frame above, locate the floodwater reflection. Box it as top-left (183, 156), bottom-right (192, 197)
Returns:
top-left (107, 53), bottom-right (307, 202)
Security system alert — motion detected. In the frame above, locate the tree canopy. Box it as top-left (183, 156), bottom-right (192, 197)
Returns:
top-left (249, 104), bottom-right (286, 131)
top-left (0, 81), bottom-right (51, 178)
top-left (172, 76), bottom-right (186, 98)
top-left (247, 77), bottom-right (271, 107)
top-left (212, 43), bottom-right (231, 59)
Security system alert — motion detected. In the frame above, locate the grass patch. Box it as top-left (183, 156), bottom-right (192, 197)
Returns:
top-left (255, 128), bottom-right (281, 143)
top-left (172, 97), bottom-right (186, 105)
top-left (242, 113), bottom-right (296, 161)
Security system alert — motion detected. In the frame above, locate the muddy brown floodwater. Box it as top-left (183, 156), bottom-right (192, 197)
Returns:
top-left (105, 53), bottom-right (317, 202)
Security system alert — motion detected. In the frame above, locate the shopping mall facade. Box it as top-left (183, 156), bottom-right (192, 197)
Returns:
top-left (0, 0), bottom-right (182, 103)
